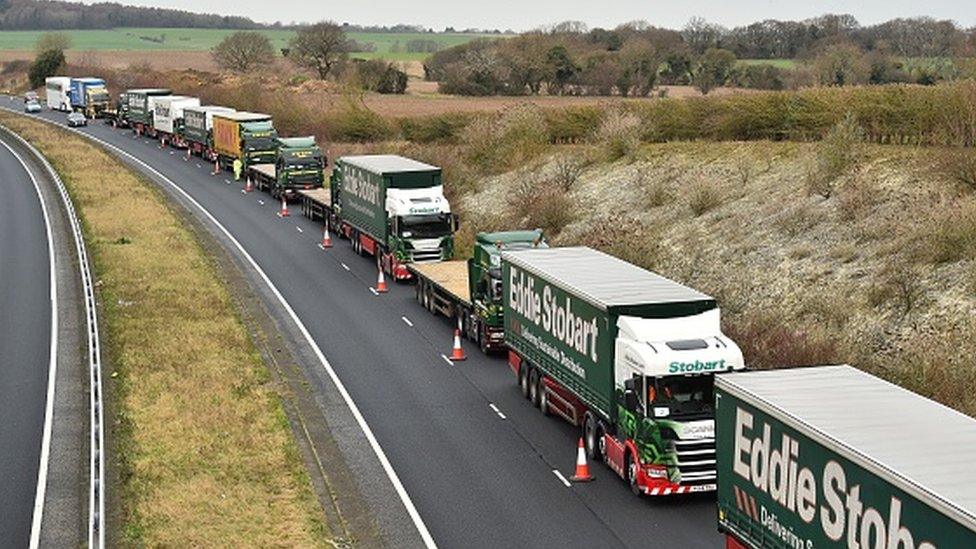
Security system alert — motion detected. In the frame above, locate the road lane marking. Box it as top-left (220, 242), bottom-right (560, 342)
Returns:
top-left (258, 199), bottom-right (265, 205)
top-left (488, 403), bottom-right (507, 420)
top-left (196, 163), bottom-right (201, 168)
top-left (0, 139), bottom-right (60, 549)
top-left (12, 113), bottom-right (440, 549)
top-left (441, 354), bottom-right (453, 366)
top-left (341, 262), bottom-right (350, 271)
top-left (401, 316), bottom-right (413, 327)
top-left (296, 226), bottom-right (303, 233)
top-left (369, 287), bottom-right (379, 296)
top-left (553, 470), bottom-right (572, 487)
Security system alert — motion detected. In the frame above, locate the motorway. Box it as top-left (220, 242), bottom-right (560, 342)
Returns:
top-left (0, 134), bottom-right (53, 546)
top-left (13, 102), bottom-right (721, 548)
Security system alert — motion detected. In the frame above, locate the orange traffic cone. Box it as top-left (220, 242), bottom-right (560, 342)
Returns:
top-left (375, 264), bottom-right (388, 293)
top-left (278, 196), bottom-right (290, 217)
top-left (321, 223), bottom-right (333, 248)
top-left (243, 177), bottom-right (253, 193)
top-left (570, 438), bottom-right (593, 482)
top-left (450, 328), bottom-right (466, 361)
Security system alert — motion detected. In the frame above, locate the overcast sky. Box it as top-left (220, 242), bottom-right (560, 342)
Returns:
top-left (99, 0), bottom-right (976, 30)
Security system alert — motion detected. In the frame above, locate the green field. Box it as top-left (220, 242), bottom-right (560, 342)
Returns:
top-left (0, 27), bottom-right (493, 61)
top-left (738, 59), bottom-right (798, 69)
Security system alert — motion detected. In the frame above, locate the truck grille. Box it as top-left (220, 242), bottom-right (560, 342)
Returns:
top-left (410, 249), bottom-right (443, 263)
top-left (673, 438), bottom-right (716, 485)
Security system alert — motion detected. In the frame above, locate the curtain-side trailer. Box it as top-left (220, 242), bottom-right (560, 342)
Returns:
top-left (716, 366), bottom-right (976, 549)
top-left (151, 95), bottom-right (200, 146)
top-left (181, 106), bottom-right (235, 158)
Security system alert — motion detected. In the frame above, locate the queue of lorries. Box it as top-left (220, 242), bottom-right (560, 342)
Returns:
top-left (37, 75), bottom-right (976, 548)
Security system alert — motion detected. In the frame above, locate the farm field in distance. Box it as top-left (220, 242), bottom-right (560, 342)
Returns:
top-left (0, 27), bottom-right (494, 61)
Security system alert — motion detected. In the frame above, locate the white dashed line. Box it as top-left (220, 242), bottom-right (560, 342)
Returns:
top-left (196, 163), bottom-right (201, 168)
top-left (296, 226), bottom-right (303, 233)
top-left (488, 403), bottom-right (507, 420)
top-left (258, 199), bottom-right (265, 205)
top-left (341, 262), bottom-right (350, 271)
top-left (369, 287), bottom-right (379, 296)
top-left (401, 316), bottom-right (413, 327)
top-left (552, 470), bottom-right (572, 487)
top-left (441, 354), bottom-right (454, 366)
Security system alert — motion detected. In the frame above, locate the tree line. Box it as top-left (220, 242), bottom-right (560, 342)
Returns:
top-left (0, 0), bottom-right (257, 30)
top-left (425, 15), bottom-right (976, 96)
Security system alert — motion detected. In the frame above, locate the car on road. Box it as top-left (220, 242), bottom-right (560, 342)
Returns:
top-left (67, 112), bottom-right (88, 127)
top-left (25, 100), bottom-right (42, 113)
top-left (24, 91), bottom-right (38, 103)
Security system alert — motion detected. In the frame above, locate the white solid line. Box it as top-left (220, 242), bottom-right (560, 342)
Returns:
top-left (23, 116), bottom-right (439, 548)
top-left (1, 140), bottom-right (59, 549)
top-left (401, 316), bottom-right (413, 327)
top-left (441, 354), bottom-right (453, 366)
top-left (369, 287), bottom-right (379, 296)
top-left (296, 226), bottom-right (303, 233)
top-left (552, 470), bottom-right (572, 488)
top-left (341, 262), bottom-right (350, 271)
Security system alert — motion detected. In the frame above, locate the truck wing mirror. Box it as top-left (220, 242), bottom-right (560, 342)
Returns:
top-left (624, 389), bottom-right (639, 412)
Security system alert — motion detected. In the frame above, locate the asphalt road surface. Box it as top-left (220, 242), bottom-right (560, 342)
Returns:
top-left (14, 102), bottom-right (722, 548)
top-left (0, 135), bottom-right (52, 547)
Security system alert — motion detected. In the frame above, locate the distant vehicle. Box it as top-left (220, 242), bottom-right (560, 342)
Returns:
top-left (23, 91), bottom-right (38, 103)
top-left (67, 112), bottom-right (88, 127)
top-left (45, 76), bottom-right (71, 111)
top-left (25, 100), bottom-right (42, 113)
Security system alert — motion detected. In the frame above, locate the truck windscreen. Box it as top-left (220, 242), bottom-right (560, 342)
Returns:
top-left (400, 214), bottom-right (452, 239)
top-left (651, 375), bottom-right (714, 420)
top-left (245, 137), bottom-right (275, 152)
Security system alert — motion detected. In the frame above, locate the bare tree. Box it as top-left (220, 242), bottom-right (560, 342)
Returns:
top-left (211, 31), bottom-right (274, 73)
top-left (289, 22), bottom-right (348, 79)
top-left (35, 32), bottom-right (71, 54)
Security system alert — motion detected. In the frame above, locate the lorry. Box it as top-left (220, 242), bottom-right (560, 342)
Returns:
top-left (211, 111), bottom-right (277, 171)
top-left (502, 246), bottom-right (745, 496)
top-left (45, 76), bottom-right (71, 111)
top-left (125, 88), bottom-right (171, 135)
top-left (181, 105), bottom-right (235, 158)
top-left (716, 365), bottom-right (976, 549)
top-left (247, 137), bottom-right (325, 198)
top-left (69, 77), bottom-right (110, 118)
top-left (327, 155), bottom-right (457, 280)
top-left (410, 230), bottom-right (545, 353)
top-left (151, 95), bottom-right (200, 146)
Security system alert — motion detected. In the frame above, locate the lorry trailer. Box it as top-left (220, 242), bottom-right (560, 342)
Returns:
top-left (502, 246), bottom-right (744, 496)
top-left (69, 77), bottom-right (110, 118)
top-left (181, 105), bottom-right (235, 158)
top-left (246, 136), bottom-right (325, 198)
top-left (329, 155), bottom-right (457, 280)
top-left (151, 95), bottom-right (200, 146)
top-left (45, 76), bottom-right (71, 111)
top-left (716, 365), bottom-right (976, 549)
top-left (211, 111), bottom-right (277, 170)
top-left (125, 88), bottom-right (171, 135)
top-left (410, 230), bottom-right (545, 353)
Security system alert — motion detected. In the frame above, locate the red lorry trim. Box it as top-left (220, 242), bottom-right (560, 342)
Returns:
top-left (507, 350), bottom-right (521, 376)
top-left (725, 535), bottom-right (749, 549)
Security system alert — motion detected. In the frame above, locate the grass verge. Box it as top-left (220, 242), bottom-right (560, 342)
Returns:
top-left (0, 113), bottom-right (333, 547)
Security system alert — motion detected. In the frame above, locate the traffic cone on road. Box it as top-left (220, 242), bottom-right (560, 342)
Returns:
top-left (243, 177), bottom-right (253, 193)
top-left (278, 196), bottom-right (290, 217)
top-left (375, 264), bottom-right (388, 293)
top-left (450, 329), bottom-right (466, 361)
top-left (321, 223), bottom-right (333, 248)
top-left (570, 438), bottom-right (593, 482)
top-left (211, 158), bottom-right (219, 176)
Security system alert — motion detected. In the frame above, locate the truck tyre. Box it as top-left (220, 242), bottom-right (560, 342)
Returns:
top-left (626, 453), bottom-right (642, 496)
top-left (519, 364), bottom-right (530, 399)
top-left (478, 323), bottom-right (490, 354)
top-left (584, 414), bottom-right (603, 462)
top-left (529, 368), bottom-right (541, 408)
top-left (537, 375), bottom-right (550, 416)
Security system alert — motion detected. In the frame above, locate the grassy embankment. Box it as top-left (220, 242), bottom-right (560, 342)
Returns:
top-left (0, 27), bottom-right (489, 61)
top-left (0, 113), bottom-right (334, 546)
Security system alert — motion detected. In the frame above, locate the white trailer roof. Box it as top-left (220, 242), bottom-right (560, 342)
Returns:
top-left (717, 365), bottom-right (976, 530)
top-left (341, 155), bottom-right (439, 174)
top-left (502, 246), bottom-right (712, 311)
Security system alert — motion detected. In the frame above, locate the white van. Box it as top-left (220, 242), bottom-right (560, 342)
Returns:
top-left (45, 76), bottom-right (71, 111)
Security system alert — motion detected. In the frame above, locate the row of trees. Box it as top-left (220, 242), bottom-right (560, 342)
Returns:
top-left (211, 24), bottom-right (408, 94)
top-left (0, 0), bottom-right (256, 30)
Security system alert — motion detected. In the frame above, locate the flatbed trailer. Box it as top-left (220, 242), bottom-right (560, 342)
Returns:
top-left (298, 188), bottom-right (332, 221)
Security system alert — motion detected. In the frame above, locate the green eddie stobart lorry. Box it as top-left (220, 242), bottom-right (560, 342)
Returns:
top-left (409, 230), bottom-right (545, 353)
top-left (329, 155), bottom-right (457, 280)
top-left (716, 366), bottom-right (976, 549)
top-left (502, 246), bottom-right (745, 496)
top-left (247, 136), bottom-right (325, 199)
top-left (124, 88), bottom-right (171, 135)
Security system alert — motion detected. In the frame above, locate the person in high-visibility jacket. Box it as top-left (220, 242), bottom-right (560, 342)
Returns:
top-left (233, 158), bottom-right (242, 181)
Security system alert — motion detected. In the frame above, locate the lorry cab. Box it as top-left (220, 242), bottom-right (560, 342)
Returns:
top-left (70, 77), bottom-right (109, 118)
top-left (45, 76), bottom-right (71, 111)
top-left (387, 187), bottom-right (456, 264)
top-left (240, 120), bottom-right (277, 166)
top-left (610, 308), bottom-right (744, 494)
top-left (275, 137), bottom-right (325, 189)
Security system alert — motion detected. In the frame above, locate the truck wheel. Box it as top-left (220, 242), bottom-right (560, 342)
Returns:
top-left (626, 453), bottom-right (642, 496)
top-left (478, 323), bottom-right (490, 354)
top-left (537, 375), bottom-right (550, 416)
top-left (519, 365), bottom-right (530, 399)
top-left (584, 415), bottom-right (603, 462)
top-left (528, 368), bottom-right (541, 408)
